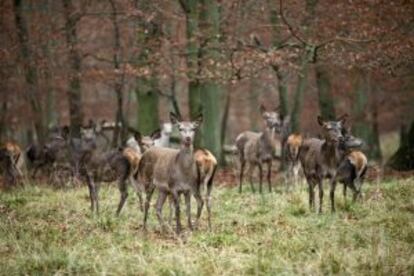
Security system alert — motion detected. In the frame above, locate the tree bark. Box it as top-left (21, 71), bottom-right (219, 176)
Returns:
top-left (315, 65), bottom-right (336, 120)
top-left (109, 0), bottom-right (126, 147)
top-left (388, 121), bottom-right (414, 170)
top-left (290, 46), bottom-right (314, 133)
top-left (134, 0), bottom-right (160, 136)
top-left (62, 0), bottom-right (83, 139)
top-left (14, 0), bottom-right (46, 143)
top-left (352, 70), bottom-right (381, 160)
top-left (198, 0), bottom-right (223, 160)
top-left (180, 0), bottom-right (202, 145)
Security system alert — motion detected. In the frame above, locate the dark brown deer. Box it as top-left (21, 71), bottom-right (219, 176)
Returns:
top-left (299, 115), bottom-right (347, 213)
top-left (236, 104), bottom-right (283, 193)
top-left (136, 112), bottom-right (203, 234)
top-left (335, 127), bottom-right (367, 202)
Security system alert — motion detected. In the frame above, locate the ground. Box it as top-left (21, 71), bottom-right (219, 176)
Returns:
top-left (0, 178), bottom-right (413, 275)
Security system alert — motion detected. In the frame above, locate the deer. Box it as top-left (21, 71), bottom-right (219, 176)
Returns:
top-left (298, 115), bottom-right (348, 213)
top-left (285, 133), bottom-right (303, 190)
top-left (0, 141), bottom-right (24, 186)
top-left (120, 129), bottom-right (161, 213)
top-left (167, 148), bottom-right (218, 230)
top-left (335, 127), bottom-right (368, 202)
top-left (67, 123), bottom-right (131, 214)
top-left (136, 112), bottom-right (203, 234)
top-left (236, 104), bottom-right (283, 193)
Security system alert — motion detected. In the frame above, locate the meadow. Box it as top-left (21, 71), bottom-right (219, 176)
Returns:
top-left (0, 178), bottom-right (413, 275)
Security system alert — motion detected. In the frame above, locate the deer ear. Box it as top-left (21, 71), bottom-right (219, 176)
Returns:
top-left (317, 116), bottom-right (324, 126)
top-left (195, 113), bottom-right (203, 127)
top-left (134, 131), bottom-right (142, 143)
top-left (170, 112), bottom-right (180, 125)
top-left (338, 114), bottom-right (348, 125)
top-left (150, 129), bottom-right (161, 140)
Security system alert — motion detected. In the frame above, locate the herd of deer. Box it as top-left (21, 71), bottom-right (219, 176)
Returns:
top-left (0, 105), bottom-right (367, 234)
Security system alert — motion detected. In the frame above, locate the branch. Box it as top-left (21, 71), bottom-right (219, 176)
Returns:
top-left (279, 0), bottom-right (310, 46)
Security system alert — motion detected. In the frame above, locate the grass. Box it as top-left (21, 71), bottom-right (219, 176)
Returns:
top-left (0, 179), bottom-right (413, 275)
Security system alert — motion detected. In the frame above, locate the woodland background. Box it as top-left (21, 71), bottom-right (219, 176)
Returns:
top-left (1, 0), bottom-right (413, 169)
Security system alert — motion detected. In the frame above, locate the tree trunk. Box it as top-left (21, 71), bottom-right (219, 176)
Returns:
top-left (352, 70), bottom-right (381, 160)
top-left (14, 0), bottom-right (46, 143)
top-left (388, 121), bottom-right (414, 171)
top-left (267, 0), bottom-right (288, 117)
top-left (180, 0), bottom-right (202, 145)
top-left (199, 0), bottom-right (223, 160)
top-left (63, 0), bottom-right (83, 139)
top-left (136, 79), bottom-right (159, 135)
top-left (109, 0), bottom-right (126, 147)
top-left (0, 97), bottom-right (7, 142)
top-left (316, 64), bottom-right (336, 120)
top-left (133, 0), bottom-right (160, 136)
top-left (290, 46), bottom-right (314, 133)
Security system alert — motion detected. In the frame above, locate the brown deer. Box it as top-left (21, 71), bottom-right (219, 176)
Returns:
top-left (120, 130), bottom-right (161, 213)
top-left (298, 115), bottom-right (347, 213)
top-left (0, 141), bottom-right (25, 186)
top-left (285, 133), bottom-right (303, 190)
top-left (335, 127), bottom-right (367, 202)
top-left (236, 104), bottom-right (283, 193)
top-left (168, 148), bottom-right (218, 230)
top-left (136, 112), bottom-right (203, 234)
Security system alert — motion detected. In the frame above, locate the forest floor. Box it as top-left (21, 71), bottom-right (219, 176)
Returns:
top-left (0, 178), bottom-right (413, 275)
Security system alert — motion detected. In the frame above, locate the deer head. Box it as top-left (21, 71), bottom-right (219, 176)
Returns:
top-left (170, 112), bottom-right (203, 148)
top-left (133, 129), bottom-right (161, 153)
top-left (260, 104), bottom-right (283, 133)
top-left (317, 114), bottom-right (347, 143)
top-left (340, 126), bottom-right (364, 150)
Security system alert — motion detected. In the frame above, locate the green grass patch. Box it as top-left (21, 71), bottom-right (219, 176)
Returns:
top-left (0, 178), bottom-right (413, 275)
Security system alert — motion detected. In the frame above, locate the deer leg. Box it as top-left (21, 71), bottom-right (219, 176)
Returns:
top-left (318, 179), bottom-right (324, 214)
top-left (172, 192), bottom-right (182, 234)
top-left (143, 186), bottom-right (155, 231)
top-left (306, 176), bottom-right (315, 211)
top-left (194, 188), bottom-right (204, 229)
top-left (116, 178), bottom-right (129, 216)
top-left (86, 174), bottom-right (96, 212)
top-left (155, 190), bottom-right (168, 232)
top-left (329, 179), bottom-right (337, 213)
top-left (185, 191), bottom-right (193, 231)
top-left (258, 163), bottom-right (263, 193)
top-left (239, 160), bottom-right (245, 193)
top-left (293, 163), bottom-right (300, 190)
top-left (247, 164), bottom-right (256, 193)
top-left (131, 176), bottom-right (143, 212)
top-left (267, 161), bottom-right (272, 193)
top-left (168, 195), bottom-right (174, 225)
top-left (343, 183), bottom-right (347, 203)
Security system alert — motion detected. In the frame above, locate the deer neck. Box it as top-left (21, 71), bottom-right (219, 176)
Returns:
top-left (321, 139), bottom-right (341, 168)
top-left (261, 126), bottom-right (276, 147)
top-left (177, 144), bottom-right (195, 170)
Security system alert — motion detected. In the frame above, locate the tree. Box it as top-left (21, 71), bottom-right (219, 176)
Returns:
top-left (62, 0), bottom-right (83, 138)
top-left (134, 1), bottom-right (160, 135)
top-left (14, 0), bottom-right (46, 143)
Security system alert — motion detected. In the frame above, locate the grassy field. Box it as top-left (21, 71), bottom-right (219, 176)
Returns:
top-left (0, 178), bottom-right (413, 275)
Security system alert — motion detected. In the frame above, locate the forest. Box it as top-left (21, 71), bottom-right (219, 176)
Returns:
top-left (0, 0), bottom-right (413, 274)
